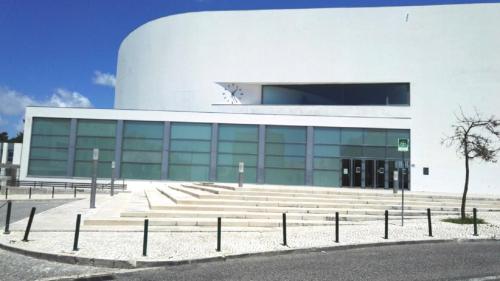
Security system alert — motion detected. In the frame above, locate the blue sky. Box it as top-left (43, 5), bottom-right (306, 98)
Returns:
top-left (0, 0), bottom-right (496, 135)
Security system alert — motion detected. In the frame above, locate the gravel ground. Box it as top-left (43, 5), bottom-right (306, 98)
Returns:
top-left (0, 213), bottom-right (498, 263)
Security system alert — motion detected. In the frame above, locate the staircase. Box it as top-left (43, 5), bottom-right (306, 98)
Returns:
top-left (84, 182), bottom-right (500, 228)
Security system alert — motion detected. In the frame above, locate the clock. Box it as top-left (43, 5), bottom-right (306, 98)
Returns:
top-left (221, 83), bottom-right (244, 104)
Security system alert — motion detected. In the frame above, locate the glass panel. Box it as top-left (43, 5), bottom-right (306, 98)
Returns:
top-left (74, 161), bottom-right (112, 178)
top-left (219, 124), bottom-right (258, 142)
top-left (364, 129), bottom-right (386, 146)
top-left (266, 126), bottom-right (306, 143)
top-left (123, 121), bottom-right (163, 139)
top-left (387, 129), bottom-right (410, 147)
top-left (218, 142), bottom-right (258, 154)
top-left (168, 165), bottom-right (210, 181)
top-left (341, 146), bottom-right (363, 157)
top-left (314, 145), bottom-right (340, 157)
top-left (122, 138), bottom-right (163, 151)
top-left (31, 135), bottom-right (69, 148)
top-left (363, 147), bottom-right (386, 158)
top-left (171, 123), bottom-right (211, 140)
top-left (169, 152), bottom-right (210, 165)
top-left (121, 163), bottom-right (161, 180)
top-left (265, 168), bottom-right (304, 185)
top-left (77, 120), bottom-right (116, 137)
top-left (170, 140), bottom-right (211, 153)
top-left (313, 158), bottom-right (341, 170)
top-left (122, 151), bottom-right (162, 163)
top-left (32, 118), bottom-right (70, 135)
top-left (217, 167), bottom-right (257, 183)
top-left (265, 143), bottom-right (306, 157)
top-left (265, 156), bottom-right (305, 169)
top-left (313, 170), bottom-right (340, 187)
top-left (314, 128), bottom-right (341, 145)
top-left (75, 149), bottom-right (115, 161)
top-left (386, 147), bottom-right (410, 159)
top-left (217, 154), bottom-right (258, 167)
top-left (30, 148), bottom-right (68, 160)
top-left (28, 160), bottom-right (67, 176)
top-left (341, 128), bottom-right (363, 145)
top-left (76, 137), bottom-right (115, 149)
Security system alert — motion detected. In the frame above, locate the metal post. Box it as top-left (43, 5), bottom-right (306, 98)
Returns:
top-left (473, 208), bottom-right (478, 236)
top-left (22, 207), bottom-right (36, 242)
top-left (393, 170), bottom-right (398, 194)
top-left (384, 210), bottom-right (389, 239)
top-left (90, 148), bottom-right (99, 209)
top-left (51, 186), bottom-right (55, 198)
top-left (335, 212), bottom-right (339, 243)
top-left (73, 185), bottom-right (77, 198)
top-left (73, 214), bottom-right (81, 251)
top-left (401, 153), bottom-right (405, 226)
top-left (110, 161), bottom-right (115, 196)
top-left (282, 213), bottom-right (287, 246)
top-left (238, 162), bottom-right (244, 188)
top-left (216, 217), bottom-right (221, 252)
top-left (4, 201), bottom-right (12, 234)
top-left (29, 187), bottom-right (32, 199)
top-left (427, 208), bottom-right (433, 237)
top-left (5, 187), bottom-right (7, 199)
top-left (143, 219), bottom-right (149, 256)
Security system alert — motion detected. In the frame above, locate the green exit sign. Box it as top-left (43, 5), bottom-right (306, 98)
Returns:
top-left (398, 138), bottom-right (409, 152)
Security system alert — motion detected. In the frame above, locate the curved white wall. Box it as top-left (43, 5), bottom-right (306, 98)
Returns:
top-left (113, 4), bottom-right (500, 195)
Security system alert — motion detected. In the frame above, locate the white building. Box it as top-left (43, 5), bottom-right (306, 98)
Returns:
top-left (20, 3), bottom-right (500, 194)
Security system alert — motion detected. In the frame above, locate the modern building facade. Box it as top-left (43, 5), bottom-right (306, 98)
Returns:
top-left (20, 3), bottom-right (500, 194)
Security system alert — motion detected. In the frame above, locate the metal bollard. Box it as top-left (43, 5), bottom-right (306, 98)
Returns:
top-left (473, 208), bottom-right (478, 236)
top-left (216, 217), bottom-right (221, 252)
top-left (5, 187), bottom-right (8, 199)
top-left (427, 208), bottom-right (433, 237)
top-left (29, 187), bottom-right (32, 199)
top-left (384, 210), bottom-right (389, 239)
top-left (22, 207), bottom-right (36, 242)
top-left (335, 212), bottom-right (339, 243)
top-left (143, 219), bottom-right (149, 256)
top-left (73, 214), bottom-right (81, 251)
top-left (282, 213), bottom-right (287, 246)
top-left (4, 201), bottom-right (12, 234)
top-left (52, 186), bottom-right (55, 198)
top-left (73, 186), bottom-right (77, 198)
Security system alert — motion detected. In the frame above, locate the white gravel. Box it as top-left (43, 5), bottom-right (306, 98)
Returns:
top-left (1, 213), bottom-right (498, 263)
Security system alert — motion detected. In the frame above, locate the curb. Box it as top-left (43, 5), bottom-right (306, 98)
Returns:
top-left (1, 237), bottom-right (498, 270)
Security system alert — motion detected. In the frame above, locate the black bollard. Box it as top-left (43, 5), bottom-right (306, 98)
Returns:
top-left (335, 212), bottom-right (339, 243)
top-left (73, 186), bottom-right (77, 198)
top-left (143, 219), bottom-right (149, 256)
top-left (282, 213), bottom-right (287, 246)
top-left (4, 201), bottom-right (12, 234)
top-left (216, 217), bottom-right (221, 252)
top-left (473, 208), bottom-right (478, 236)
top-left (51, 186), bottom-right (55, 198)
top-left (29, 187), bottom-right (32, 199)
top-left (73, 214), bottom-right (81, 251)
top-left (427, 208), bottom-right (433, 237)
top-left (384, 210), bottom-right (389, 239)
top-left (5, 187), bottom-right (8, 199)
top-left (22, 207), bottom-right (36, 242)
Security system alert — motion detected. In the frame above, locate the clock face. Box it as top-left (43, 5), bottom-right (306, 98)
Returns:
top-left (221, 83), bottom-right (244, 104)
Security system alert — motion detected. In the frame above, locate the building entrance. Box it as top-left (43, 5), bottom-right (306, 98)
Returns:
top-left (340, 158), bottom-right (408, 189)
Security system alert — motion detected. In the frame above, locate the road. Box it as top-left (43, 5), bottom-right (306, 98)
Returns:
top-left (115, 241), bottom-right (500, 281)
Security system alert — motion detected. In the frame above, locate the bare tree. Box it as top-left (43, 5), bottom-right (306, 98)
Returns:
top-left (442, 108), bottom-right (500, 220)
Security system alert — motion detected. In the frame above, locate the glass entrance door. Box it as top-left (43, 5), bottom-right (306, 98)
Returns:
top-left (353, 159), bottom-right (362, 187)
top-left (365, 160), bottom-right (374, 188)
top-left (388, 161), bottom-right (396, 189)
top-left (341, 159), bottom-right (351, 187)
top-left (376, 160), bottom-right (385, 188)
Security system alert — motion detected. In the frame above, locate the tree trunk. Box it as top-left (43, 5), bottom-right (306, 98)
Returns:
top-left (461, 153), bottom-right (470, 220)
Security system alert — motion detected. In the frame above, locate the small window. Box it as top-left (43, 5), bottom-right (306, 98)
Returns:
top-left (423, 167), bottom-right (429, 175)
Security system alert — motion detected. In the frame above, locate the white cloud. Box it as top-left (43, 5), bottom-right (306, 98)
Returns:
top-left (92, 70), bottom-right (116, 88)
top-left (47, 88), bottom-right (92, 108)
top-left (0, 86), bottom-right (35, 116)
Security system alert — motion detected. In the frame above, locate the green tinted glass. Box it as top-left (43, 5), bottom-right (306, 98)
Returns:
top-left (75, 149), bottom-right (115, 161)
top-left (341, 146), bottom-right (363, 157)
top-left (32, 118), bottom-right (70, 135)
top-left (168, 165), bottom-right (209, 181)
top-left (74, 161), bottom-right (113, 178)
top-left (387, 130), bottom-right (410, 147)
top-left (364, 129), bottom-right (386, 146)
top-left (77, 120), bottom-right (116, 137)
top-left (216, 166), bottom-right (257, 183)
top-left (314, 145), bottom-right (340, 157)
top-left (171, 123), bottom-right (212, 140)
top-left (30, 148), bottom-right (68, 160)
top-left (218, 142), bottom-right (258, 154)
top-left (170, 140), bottom-right (211, 152)
top-left (122, 151), bottom-right (162, 163)
top-left (313, 158), bottom-right (341, 170)
top-left (266, 126), bottom-right (306, 143)
top-left (265, 156), bottom-right (305, 169)
top-left (265, 143), bottom-right (306, 157)
top-left (122, 138), bottom-right (163, 151)
top-left (363, 147), bottom-right (386, 158)
top-left (217, 154), bottom-right (258, 167)
top-left (314, 128), bottom-right (340, 145)
top-left (28, 160), bottom-right (67, 176)
top-left (313, 170), bottom-right (340, 187)
top-left (169, 152), bottom-right (210, 165)
top-left (121, 163), bottom-right (161, 179)
top-left (124, 121), bottom-right (163, 139)
top-left (31, 135), bottom-right (69, 148)
top-left (76, 137), bottom-right (115, 149)
top-left (218, 124), bottom-right (258, 142)
top-left (341, 128), bottom-right (363, 145)
top-left (265, 168), bottom-right (305, 185)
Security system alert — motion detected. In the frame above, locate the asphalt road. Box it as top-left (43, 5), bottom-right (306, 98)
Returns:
top-left (0, 199), bottom-right (75, 227)
top-left (115, 241), bottom-right (500, 281)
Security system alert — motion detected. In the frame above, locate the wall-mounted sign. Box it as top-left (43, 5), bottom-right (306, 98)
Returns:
top-left (238, 162), bottom-right (244, 173)
top-left (343, 168), bottom-right (348, 175)
top-left (398, 138), bottom-right (409, 152)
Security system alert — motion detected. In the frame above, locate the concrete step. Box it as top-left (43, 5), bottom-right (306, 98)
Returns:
top-left (173, 185), bottom-right (500, 208)
top-left (144, 187), bottom-right (174, 209)
top-left (155, 186), bottom-right (197, 205)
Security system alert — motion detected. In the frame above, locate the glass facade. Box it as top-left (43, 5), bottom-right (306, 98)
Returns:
top-left (168, 122), bottom-right (212, 181)
top-left (28, 118), bottom-right (71, 176)
top-left (121, 121), bottom-right (163, 179)
top-left (74, 119), bottom-right (116, 178)
top-left (265, 126), bottom-right (306, 185)
top-left (217, 124), bottom-right (258, 183)
top-left (262, 83), bottom-right (410, 106)
top-left (26, 118), bottom-right (410, 188)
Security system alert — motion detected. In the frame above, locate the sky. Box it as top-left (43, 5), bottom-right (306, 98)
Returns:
top-left (0, 0), bottom-right (496, 136)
